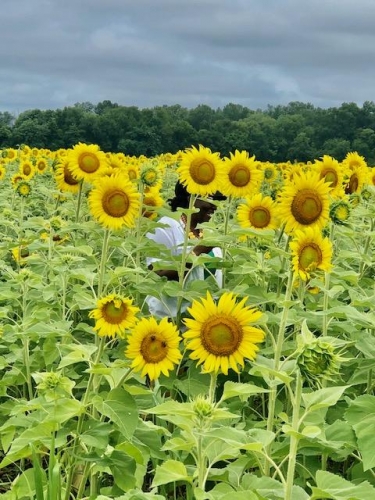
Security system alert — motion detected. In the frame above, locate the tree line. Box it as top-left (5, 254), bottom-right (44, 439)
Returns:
top-left (1, 100), bottom-right (375, 163)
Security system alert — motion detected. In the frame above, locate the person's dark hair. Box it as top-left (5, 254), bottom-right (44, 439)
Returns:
top-left (168, 180), bottom-right (227, 211)
top-left (168, 181), bottom-right (190, 211)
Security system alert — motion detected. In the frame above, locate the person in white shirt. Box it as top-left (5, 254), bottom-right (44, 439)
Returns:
top-left (145, 181), bottom-right (225, 319)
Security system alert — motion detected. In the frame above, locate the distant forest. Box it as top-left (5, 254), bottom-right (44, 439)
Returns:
top-left (1, 100), bottom-right (375, 164)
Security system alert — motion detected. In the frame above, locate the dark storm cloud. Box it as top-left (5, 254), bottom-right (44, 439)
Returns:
top-left (2, 0), bottom-right (375, 114)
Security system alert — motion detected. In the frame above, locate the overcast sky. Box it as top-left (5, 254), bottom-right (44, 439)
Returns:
top-left (2, 0), bottom-right (375, 115)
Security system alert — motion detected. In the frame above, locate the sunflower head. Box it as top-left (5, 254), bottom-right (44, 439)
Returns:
top-left (89, 294), bottom-right (139, 339)
top-left (177, 145), bottom-right (224, 196)
top-left (88, 174), bottom-right (141, 230)
top-left (15, 181), bottom-right (31, 198)
top-left (237, 193), bottom-right (279, 231)
top-left (289, 226), bottom-right (333, 281)
top-left (125, 317), bottom-right (182, 381)
top-left (183, 291), bottom-right (265, 375)
top-left (329, 200), bottom-right (351, 225)
top-left (140, 162), bottom-right (161, 188)
top-left (68, 143), bottom-right (108, 182)
top-left (221, 150), bottom-right (262, 198)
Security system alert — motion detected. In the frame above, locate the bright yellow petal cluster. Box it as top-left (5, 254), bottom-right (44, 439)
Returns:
top-left (177, 145), bottom-right (224, 196)
top-left (89, 294), bottom-right (139, 339)
top-left (277, 171), bottom-right (330, 234)
top-left (183, 292), bottom-right (265, 375)
top-left (221, 150), bottom-right (262, 198)
top-left (88, 174), bottom-right (141, 230)
top-left (68, 143), bottom-right (108, 182)
top-left (125, 317), bottom-right (182, 380)
top-left (237, 193), bottom-right (279, 231)
top-left (289, 226), bottom-right (333, 281)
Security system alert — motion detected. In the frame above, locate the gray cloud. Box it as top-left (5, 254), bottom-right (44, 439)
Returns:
top-left (2, 0), bottom-right (375, 114)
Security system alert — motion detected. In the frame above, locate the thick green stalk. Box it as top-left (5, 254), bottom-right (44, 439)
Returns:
top-left (74, 181), bottom-right (84, 223)
top-left (285, 371), bottom-right (302, 500)
top-left (221, 195), bottom-right (233, 288)
top-left (265, 268), bottom-right (294, 475)
top-left (322, 223), bottom-right (334, 336)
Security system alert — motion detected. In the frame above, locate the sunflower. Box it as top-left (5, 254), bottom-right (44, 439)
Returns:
top-left (289, 226), bottom-right (332, 281)
top-left (343, 164), bottom-right (368, 195)
top-left (177, 145), bottom-right (224, 196)
top-left (125, 317), bottom-right (182, 380)
top-left (142, 189), bottom-right (164, 219)
top-left (89, 294), bottom-right (139, 339)
top-left (262, 162), bottom-right (279, 183)
top-left (0, 165), bottom-right (6, 181)
top-left (19, 160), bottom-right (35, 180)
top-left (277, 171), bottom-right (330, 234)
top-left (35, 158), bottom-right (49, 174)
top-left (16, 180), bottom-right (31, 197)
top-left (237, 193), bottom-right (279, 231)
top-left (67, 143), bottom-right (108, 182)
top-left (313, 155), bottom-right (344, 198)
top-left (183, 292), bottom-right (265, 375)
top-left (220, 150), bottom-right (262, 198)
top-left (88, 174), bottom-right (140, 230)
top-left (140, 162), bottom-right (161, 188)
top-left (54, 160), bottom-right (81, 193)
top-left (343, 151), bottom-right (367, 170)
top-left (329, 199), bottom-right (351, 225)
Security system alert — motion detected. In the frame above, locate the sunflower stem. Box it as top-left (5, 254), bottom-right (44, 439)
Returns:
top-left (176, 194), bottom-right (196, 328)
top-left (74, 180), bottom-right (84, 223)
top-left (285, 370), bottom-right (302, 500)
top-left (134, 181), bottom-right (145, 305)
top-left (359, 217), bottom-right (374, 279)
top-left (265, 267), bottom-right (294, 476)
top-left (97, 228), bottom-right (111, 300)
top-left (322, 223), bottom-right (334, 336)
top-left (63, 336), bottom-right (106, 500)
top-left (208, 372), bottom-right (217, 403)
top-left (221, 195), bottom-right (233, 288)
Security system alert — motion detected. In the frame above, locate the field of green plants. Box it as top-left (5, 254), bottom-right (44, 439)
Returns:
top-left (0, 144), bottom-right (374, 500)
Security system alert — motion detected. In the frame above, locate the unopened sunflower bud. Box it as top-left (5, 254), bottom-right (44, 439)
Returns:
top-left (329, 200), bottom-right (351, 225)
top-left (297, 338), bottom-right (343, 388)
top-left (193, 395), bottom-right (214, 419)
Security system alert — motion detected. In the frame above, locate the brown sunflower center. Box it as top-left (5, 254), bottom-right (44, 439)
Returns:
top-left (78, 152), bottom-right (100, 174)
top-left (140, 334), bottom-right (168, 363)
top-left (23, 164), bottom-right (31, 175)
top-left (291, 189), bottom-right (323, 225)
top-left (102, 190), bottom-right (129, 218)
top-left (229, 165), bottom-right (250, 187)
top-left (322, 169), bottom-right (338, 187)
top-left (346, 173), bottom-right (359, 194)
top-left (299, 243), bottom-right (322, 271)
top-left (189, 159), bottom-right (216, 185)
top-left (201, 315), bottom-right (243, 356)
top-left (250, 207), bottom-right (271, 228)
top-left (102, 300), bottom-right (128, 324)
top-left (64, 165), bottom-right (80, 185)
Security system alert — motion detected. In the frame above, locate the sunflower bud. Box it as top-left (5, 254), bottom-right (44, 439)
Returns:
top-left (297, 338), bottom-right (343, 388)
top-left (329, 200), bottom-right (351, 225)
top-left (140, 163), bottom-right (160, 187)
top-left (193, 395), bottom-right (215, 420)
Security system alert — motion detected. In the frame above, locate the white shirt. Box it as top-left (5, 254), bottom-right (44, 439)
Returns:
top-left (145, 216), bottom-right (222, 318)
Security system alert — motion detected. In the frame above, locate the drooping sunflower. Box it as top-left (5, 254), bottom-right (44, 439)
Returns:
top-left (88, 174), bottom-right (141, 230)
top-left (277, 171), bottom-right (331, 234)
top-left (343, 164), bottom-right (368, 195)
top-left (313, 155), bottom-right (344, 198)
top-left (89, 294), bottom-right (139, 339)
top-left (183, 292), bottom-right (265, 375)
top-left (11, 173), bottom-right (27, 186)
top-left (289, 226), bottom-right (333, 281)
top-left (125, 317), bottom-right (182, 381)
top-left (221, 150), bottom-right (262, 198)
top-left (67, 143), bottom-right (108, 182)
top-left (54, 160), bottom-right (81, 193)
top-left (237, 193), bottom-right (279, 231)
top-left (177, 145), bottom-right (224, 196)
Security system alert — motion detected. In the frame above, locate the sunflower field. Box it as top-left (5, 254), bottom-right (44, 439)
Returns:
top-left (0, 143), bottom-right (374, 500)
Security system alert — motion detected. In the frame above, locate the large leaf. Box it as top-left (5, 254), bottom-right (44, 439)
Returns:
top-left (92, 388), bottom-right (138, 439)
top-left (151, 460), bottom-right (192, 487)
top-left (310, 470), bottom-right (375, 499)
top-left (302, 386), bottom-right (348, 412)
top-left (345, 394), bottom-right (375, 470)
top-left (220, 381), bottom-right (269, 402)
